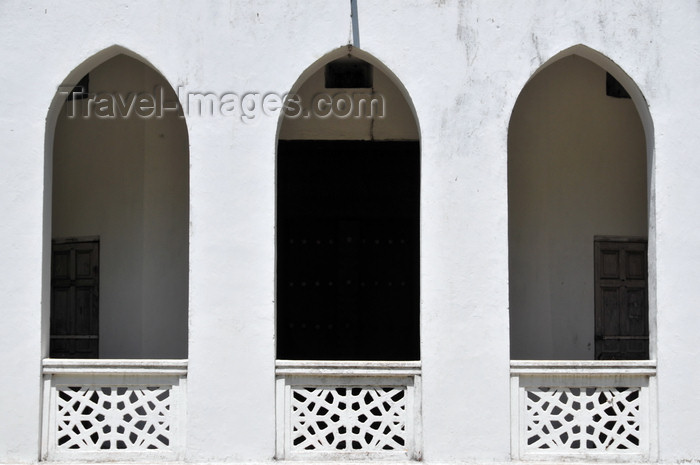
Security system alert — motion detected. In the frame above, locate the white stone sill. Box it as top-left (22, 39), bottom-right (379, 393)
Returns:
top-left (31, 461), bottom-right (698, 465)
top-left (511, 360), bottom-right (656, 376)
top-left (276, 359), bottom-right (421, 377)
top-left (42, 358), bottom-right (188, 375)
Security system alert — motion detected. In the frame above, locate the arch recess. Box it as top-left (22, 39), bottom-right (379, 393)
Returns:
top-left (508, 45), bottom-right (655, 361)
top-left (43, 46), bottom-right (189, 359)
top-left (275, 47), bottom-right (421, 361)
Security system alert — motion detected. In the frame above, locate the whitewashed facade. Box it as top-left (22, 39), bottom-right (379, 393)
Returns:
top-left (1, 1), bottom-right (699, 463)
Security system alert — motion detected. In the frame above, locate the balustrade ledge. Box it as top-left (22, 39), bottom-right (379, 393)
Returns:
top-left (276, 359), bottom-right (421, 377)
top-left (42, 358), bottom-right (188, 376)
top-left (510, 359), bottom-right (656, 376)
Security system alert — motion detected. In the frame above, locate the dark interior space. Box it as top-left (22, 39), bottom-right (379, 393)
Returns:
top-left (277, 140), bottom-right (420, 360)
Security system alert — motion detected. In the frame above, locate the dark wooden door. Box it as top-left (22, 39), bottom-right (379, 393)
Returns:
top-left (594, 238), bottom-right (648, 360)
top-left (277, 140), bottom-right (420, 361)
top-left (50, 239), bottom-right (99, 358)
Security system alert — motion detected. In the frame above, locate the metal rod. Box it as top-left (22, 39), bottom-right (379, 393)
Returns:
top-left (351, 0), bottom-right (360, 48)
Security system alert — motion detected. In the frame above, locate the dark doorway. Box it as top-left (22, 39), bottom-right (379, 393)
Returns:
top-left (594, 237), bottom-right (649, 359)
top-left (50, 239), bottom-right (99, 358)
top-left (277, 140), bottom-right (420, 360)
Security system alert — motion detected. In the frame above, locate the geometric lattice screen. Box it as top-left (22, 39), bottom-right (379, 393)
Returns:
top-left (55, 385), bottom-right (172, 451)
top-left (291, 386), bottom-right (407, 452)
top-left (524, 387), bottom-right (642, 452)
top-left (276, 364), bottom-right (422, 461)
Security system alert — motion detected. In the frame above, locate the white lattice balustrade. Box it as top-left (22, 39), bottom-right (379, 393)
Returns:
top-left (291, 386), bottom-right (407, 451)
top-left (56, 385), bottom-right (172, 450)
top-left (525, 386), bottom-right (641, 451)
top-left (42, 359), bottom-right (187, 461)
top-left (276, 360), bottom-right (421, 460)
top-left (510, 361), bottom-right (657, 462)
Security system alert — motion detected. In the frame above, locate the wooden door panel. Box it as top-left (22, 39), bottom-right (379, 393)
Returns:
top-left (50, 287), bottom-right (73, 336)
top-left (75, 285), bottom-right (98, 334)
top-left (622, 287), bottom-right (647, 335)
top-left (601, 286), bottom-right (622, 337)
top-left (52, 250), bottom-right (71, 281)
top-left (626, 250), bottom-right (646, 281)
top-left (76, 248), bottom-right (96, 279)
top-left (600, 250), bottom-right (621, 279)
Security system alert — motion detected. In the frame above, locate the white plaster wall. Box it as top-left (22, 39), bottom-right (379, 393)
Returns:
top-left (651, 4), bottom-right (700, 462)
top-left (509, 55), bottom-right (647, 360)
top-left (0, 0), bottom-right (699, 463)
top-left (52, 55), bottom-right (188, 359)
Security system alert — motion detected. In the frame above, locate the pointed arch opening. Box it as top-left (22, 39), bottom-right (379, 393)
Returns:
top-left (275, 48), bottom-right (421, 361)
top-left (508, 46), bottom-right (654, 361)
top-left (43, 48), bottom-right (189, 359)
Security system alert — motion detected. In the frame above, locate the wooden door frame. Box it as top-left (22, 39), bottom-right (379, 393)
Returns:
top-left (50, 236), bottom-right (100, 358)
top-left (594, 235), bottom-right (649, 360)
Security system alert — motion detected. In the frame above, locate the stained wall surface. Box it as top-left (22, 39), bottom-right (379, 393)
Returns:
top-left (0, 1), bottom-right (698, 463)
